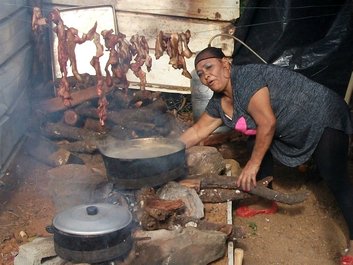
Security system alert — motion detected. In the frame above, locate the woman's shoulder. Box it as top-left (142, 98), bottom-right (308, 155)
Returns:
top-left (233, 63), bottom-right (300, 81)
top-left (231, 63), bottom-right (270, 83)
top-left (232, 63), bottom-right (270, 75)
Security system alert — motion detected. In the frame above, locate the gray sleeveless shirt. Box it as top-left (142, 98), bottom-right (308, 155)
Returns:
top-left (205, 64), bottom-right (353, 166)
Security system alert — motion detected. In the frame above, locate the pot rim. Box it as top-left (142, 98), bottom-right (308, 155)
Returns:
top-left (53, 203), bottom-right (132, 236)
top-left (98, 136), bottom-right (186, 160)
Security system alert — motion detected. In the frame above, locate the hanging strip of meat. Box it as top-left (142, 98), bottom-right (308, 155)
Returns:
top-left (154, 30), bottom-right (193, 79)
top-left (155, 30), bottom-right (166, 59)
top-left (101, 29), bottom-right (131, 90)
top-left (181, 29), bottom-right (192, 58)
top-left (129, 34), bottom-right (152, 90)
top-left (130, 58), bottom-right (146, 90)
top-left (66, 22), bottom-right (97, 82)
top-left (49, 9), bottom-right (100, 105)
top-left (49, 9), bottom-right (71, 106)
top-left (90, 30), bottom-right (108, 126)
top-left (101, 29), bottom-right (119, 87)
top-left (115, 37), bottom-right (132, 89)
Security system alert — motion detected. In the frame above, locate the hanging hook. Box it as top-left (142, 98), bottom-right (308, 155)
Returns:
top-left (208, 33), bottom-right (268, 64)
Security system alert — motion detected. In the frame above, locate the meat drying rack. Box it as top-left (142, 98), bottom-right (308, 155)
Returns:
top-left (49, 5), bottom-right (118, 95)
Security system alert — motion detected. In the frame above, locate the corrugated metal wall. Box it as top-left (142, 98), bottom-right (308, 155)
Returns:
top-left (0, 1), bottom-right (32, 175)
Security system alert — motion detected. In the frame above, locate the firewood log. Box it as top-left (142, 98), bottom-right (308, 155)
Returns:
top-left (41, 121), bottom-right (103, 141)
top-left (136, 187), bottom-right (185, 230)
top-left (173, 215), bottom-right (245, 240)
top-left (75, 98), bottom-right (168, 125)
top-left (57, 139), bottom-right (97, 153)
top-left (83, 118), bottom-right (108, 133)
top-left (183, 175), bottom-right (309, 205)
top-left (199, 188), bottom-right (251, 203)
top-left (145, 198), bottom-right (185, 221)
top-left (38, 85), bottom-right (114, 113)
top-left (63, 109), bottom-right (80, 126)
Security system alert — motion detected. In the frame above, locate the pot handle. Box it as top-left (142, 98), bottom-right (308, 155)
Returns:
top-left (45, 225), bottom-right (55, 234)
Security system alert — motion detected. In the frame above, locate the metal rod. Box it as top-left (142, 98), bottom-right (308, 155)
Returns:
top-left (208, 33), bottom-right (268, 64)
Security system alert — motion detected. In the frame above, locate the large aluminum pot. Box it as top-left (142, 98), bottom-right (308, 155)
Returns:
top-left (47, 203), bottom-right (133, 263)
top-left (98, 137), bottom-right (187, 189)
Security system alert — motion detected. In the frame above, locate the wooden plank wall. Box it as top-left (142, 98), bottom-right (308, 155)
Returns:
top-left (0, 0), bottom-right (32, 174)
top-left (44, 0), bottom-right (240, 93)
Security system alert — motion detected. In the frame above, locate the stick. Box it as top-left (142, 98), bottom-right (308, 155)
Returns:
top-left (226, 164), bottom-right (234, 265)
top-left (234, 248), bottom-right (244, 265)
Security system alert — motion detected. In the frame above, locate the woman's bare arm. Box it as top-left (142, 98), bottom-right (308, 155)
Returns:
top-left (179, 112), bottom-right (223, 148)
top-left (236, 87), bottom-right (276, 191)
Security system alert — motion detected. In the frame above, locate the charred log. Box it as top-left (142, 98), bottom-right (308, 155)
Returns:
top-left (83, 118), bottom-right (108, 133)
top-left (75, 98), bottom-right (168, 125)
top-left (38, 85), bottom-right (114, 113)
top-left (41, 121), bottom-right (103, 141)
top-left (136, 187), bottom-right (185, 231)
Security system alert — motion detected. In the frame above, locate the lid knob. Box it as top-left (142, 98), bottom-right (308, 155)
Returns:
top-left (86, 206), bottom-right (98, 215)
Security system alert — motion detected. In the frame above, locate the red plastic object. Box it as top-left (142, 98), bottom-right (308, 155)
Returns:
top-left (341, 255), bottom-right (353, 265)
top-left (235, 201), bottom-right (278, 217)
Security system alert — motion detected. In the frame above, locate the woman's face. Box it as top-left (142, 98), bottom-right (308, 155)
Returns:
top-left (196, 58), bottom-right (230, 93)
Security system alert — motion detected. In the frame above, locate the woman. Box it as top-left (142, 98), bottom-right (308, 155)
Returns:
top-left (179, 46), bottom-right (353, 264)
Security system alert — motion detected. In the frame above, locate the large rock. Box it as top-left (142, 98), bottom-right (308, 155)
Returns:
top-left (186, 146), bottom-right (225, 176)
top-left (14, 237), bottom-right (66, 265)
top-left (126, 227), bottom-right (227, 265)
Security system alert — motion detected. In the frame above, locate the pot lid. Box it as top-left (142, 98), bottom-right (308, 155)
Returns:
top-left (53, 203), bottom-right (132, 235)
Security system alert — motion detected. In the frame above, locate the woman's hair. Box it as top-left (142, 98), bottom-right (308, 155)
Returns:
top-left (194, 46), bottom-right (225, 67)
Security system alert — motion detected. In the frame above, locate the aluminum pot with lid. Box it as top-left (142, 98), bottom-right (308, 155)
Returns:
top-left (47, 203), bottom-right (133, 263)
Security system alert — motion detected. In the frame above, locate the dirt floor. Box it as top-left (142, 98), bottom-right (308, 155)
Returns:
top-left (0, 124), bottom-right (352, 265)
top-left (211, 139), bottom-right (351, 265)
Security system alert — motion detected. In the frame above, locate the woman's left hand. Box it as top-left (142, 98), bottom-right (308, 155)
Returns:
top-left (236, 160), bottom-right (260, 191)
